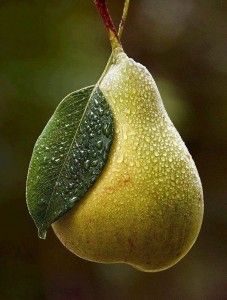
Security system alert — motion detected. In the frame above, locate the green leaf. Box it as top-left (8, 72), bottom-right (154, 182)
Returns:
top-left (26, 85), bottom-right (114, 239)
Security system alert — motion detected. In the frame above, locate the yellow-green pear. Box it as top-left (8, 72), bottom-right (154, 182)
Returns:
top-left (53, 46), bottom-right (204, 272)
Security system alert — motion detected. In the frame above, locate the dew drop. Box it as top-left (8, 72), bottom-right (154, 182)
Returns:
top-left (84, 159), bottom-right (90, 169)
top-left (117, 153), bottom-right (124, 163)
top-left (96, 140), bottom-right (103, 150)
top-left (103, 124), bottom-right (111, 137)
top-left (92, 160), bottom-right (98, 166)
top-left (69, 196), bottom-right (77, 204)
top-left (154, 151), bottom-right (159, 157)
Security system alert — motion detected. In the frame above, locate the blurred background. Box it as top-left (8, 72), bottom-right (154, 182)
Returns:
top-left (0, 0), bottom-right (226, 299)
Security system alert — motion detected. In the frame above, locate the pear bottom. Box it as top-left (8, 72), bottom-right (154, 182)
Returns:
top-left (52, 190), bottom-right (203, 272)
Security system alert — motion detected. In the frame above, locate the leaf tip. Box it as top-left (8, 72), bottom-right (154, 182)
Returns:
top-left (38, 228), bottom-right (47, 239)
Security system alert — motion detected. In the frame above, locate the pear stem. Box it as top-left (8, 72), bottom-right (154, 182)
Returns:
top-left (93, 0), bottom-right (121, 50)
top-left (118, 0), bottom-right (130, 39)
top-left (95, 0), bottom-right (131, 84)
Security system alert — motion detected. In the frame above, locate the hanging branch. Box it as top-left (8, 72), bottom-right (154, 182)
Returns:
top-left (93, 0), bottom-right (131, 49)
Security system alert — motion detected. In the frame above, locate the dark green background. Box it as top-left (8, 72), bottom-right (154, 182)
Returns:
top-left (0, 1), bottom-right (226, 299)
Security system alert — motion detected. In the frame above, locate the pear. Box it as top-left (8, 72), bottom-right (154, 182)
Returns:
top-left (52, 46), bottom-right (204, 272)
top-left (52, 0), bottom-right (204, 272)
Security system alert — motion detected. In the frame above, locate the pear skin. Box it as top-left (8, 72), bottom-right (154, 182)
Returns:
top-left (53, 49), bottom-right (203, 272)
